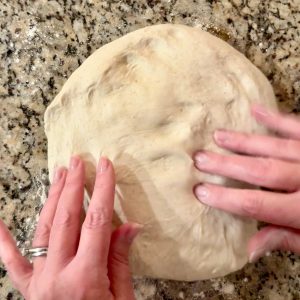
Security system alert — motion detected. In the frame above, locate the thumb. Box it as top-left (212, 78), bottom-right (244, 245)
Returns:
top-left (248, 225), bottom-right (300, 263)
top-left (108, 223), bottom-right (141, 300)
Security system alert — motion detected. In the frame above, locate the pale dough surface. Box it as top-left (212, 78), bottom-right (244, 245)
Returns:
top-left (44, 24), bottom-right (277, 281)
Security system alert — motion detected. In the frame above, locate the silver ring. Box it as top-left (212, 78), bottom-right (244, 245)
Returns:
top-left (25, 247), bottom-right (48, 258)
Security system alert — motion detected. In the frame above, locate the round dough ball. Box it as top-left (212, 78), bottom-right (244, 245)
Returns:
top-left (45, 24), bottom-right (277, 281)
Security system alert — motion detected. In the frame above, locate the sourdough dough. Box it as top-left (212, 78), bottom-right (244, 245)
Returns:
top-left (44, 24), bottom-right (277, 281)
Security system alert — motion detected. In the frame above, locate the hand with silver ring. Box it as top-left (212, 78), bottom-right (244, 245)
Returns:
top-left (0, 157), bottom-right (141, 300)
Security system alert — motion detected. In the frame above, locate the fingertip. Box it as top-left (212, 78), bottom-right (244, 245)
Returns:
top-left (251, 104), bottom-right (279, 122)
top-left (65, 155), bottom-right (85, 183)
top-left (247, 226), bottom-right (282, 263)
top-left (113, 223), bottom-right (143, 245)
top-left (52, 167), bottom-right (68, 184)
top-left (194, 184), bottom-right (211, 206)
top-left (69, 155), bottom-right (82, 170)
top-left (93, 159), bottom-right (115, 192)
top-left (213, 129), bottom-right (233, 146)
top-left (125, 223), bottom-right (143, 243)
top-left (213, 130), bottom-right (221, 145)
top-left (96, 156), bottom-right (115, 179)
top-left (251, 103), bottom-right (263, 111)
top-left (194, 151), bottom-right (209, 165)
top-left (97, 156), bottom-right (110, 173)
top-left (247, 234), bottom-right (266, 263)
top-left (248, 249), bottom-right (271, 264)
top-left (251, 103), bottom-right (265, 117)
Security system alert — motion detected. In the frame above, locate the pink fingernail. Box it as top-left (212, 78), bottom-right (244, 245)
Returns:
top-left (97, 156), bottom-right (109, 173)
top-left (126, 223), bottom-right (143, 242)
top-left (252, 104), bottom-right (269, 118)
top-left (195, 185), bottom-right (211, 205)
top-left (249, 248), bottom-right (267, 263)
top-left (70, 156), bottom-right (80, 170)
top-left (214, 129), bottom-right (231, 144)
top-left (53, 168), bottom-right (64, 183)
top-left (194, 152), bottom-right (208, 164)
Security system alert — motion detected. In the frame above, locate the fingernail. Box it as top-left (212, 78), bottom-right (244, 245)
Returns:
top-left (195, 185), bottom-right (210, 205)
top-left (97, 156), bottom-right (109, 173)
top-left (126, 223), bottom-right (143, 242)
top-left (53, 167), bottom-right (64, 183)
top-left (249, 248), bottom-right (266, 263)
top-left (214, 130), bottom-right (231, 144)
top-left (194, 152), bottom-right (208, 164)
top-left (252, 104), bottom-right (269, 118)
top-left (70, 156), bottom-right (80, 170)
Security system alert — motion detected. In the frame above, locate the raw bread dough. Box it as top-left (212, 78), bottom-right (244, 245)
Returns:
top-left (44, 24), bottom-right (277, 281)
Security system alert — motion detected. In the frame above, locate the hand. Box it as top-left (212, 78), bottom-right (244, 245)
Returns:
top-left (194, 104), bottom-right (300, 262)
top-left (0, 156), bottom-right (140, 300)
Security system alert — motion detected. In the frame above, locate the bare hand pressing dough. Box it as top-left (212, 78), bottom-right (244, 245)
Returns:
top-left (45, 24), bottom-right (277, 281)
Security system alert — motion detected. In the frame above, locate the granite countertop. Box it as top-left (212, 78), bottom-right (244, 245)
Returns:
top-left (0, 0), bottom-right (299, 299)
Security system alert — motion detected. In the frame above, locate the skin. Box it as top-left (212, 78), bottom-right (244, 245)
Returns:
top-left (194, 104), bottom-right (300, 262)
top-left (0, 157), bottom-right (140, 300)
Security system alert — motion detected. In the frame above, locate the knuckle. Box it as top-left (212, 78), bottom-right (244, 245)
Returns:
top-left (83, 208), bottom-right (111, 230)
top-left (64, 179), bottom-right (83, 191)
top-left (94, 181), bottom-right (107, 190)
top-left (53, 209), bottom-right (75, 229)
top-left (250, 158), bottom-right (272, 183)
top-left (110, 250), bottom-right (128, 267)
top-left (241, 196), bottom-right (262, 217)
top-left (94, 178), bottom-right (111, 190)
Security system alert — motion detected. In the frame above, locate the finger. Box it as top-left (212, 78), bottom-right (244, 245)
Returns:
top-left (214, 129), bottom-right (300, 163)
top-left (108, 223), bottom-right (141, 300)
top-left (194, 151), bottom-right (300, 192)
top-left (252, 104), bottom-right (300, 140)
top-left (77, 157), bottom-right (115, 266)
top-left (47, 156), bottom-right (85, 270)
top-left (32, 168), bottom-right (67, 272)
top-left (194, 184), bottom-right (300, 228)
top-left (32, 167), bottom-right (67, 272)
top-left (0, 220), bottom-right (32, 296)
top-left (248, 225), bottom-right (300, 263)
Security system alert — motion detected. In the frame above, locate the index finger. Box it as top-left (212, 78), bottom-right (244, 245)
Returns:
top-left (76, 157), bottom-right (115, 266)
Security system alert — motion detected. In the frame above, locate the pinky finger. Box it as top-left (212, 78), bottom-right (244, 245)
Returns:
top-left (252, 104), bottom-right (300, 140)
top-left (0, 219), bottom-right (32, 295)
top-left (248, 225), bottom-right (300, 263)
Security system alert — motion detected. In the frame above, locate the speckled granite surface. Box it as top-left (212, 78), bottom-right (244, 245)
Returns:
top-left (0, 0), bottom-right (299, 299)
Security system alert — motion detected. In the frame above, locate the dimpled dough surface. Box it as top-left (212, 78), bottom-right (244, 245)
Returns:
top-left (45, 24), bottom-right (277, 281)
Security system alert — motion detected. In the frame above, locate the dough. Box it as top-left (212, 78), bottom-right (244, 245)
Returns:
top-left (44, 24), bottom-right (277, 281)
